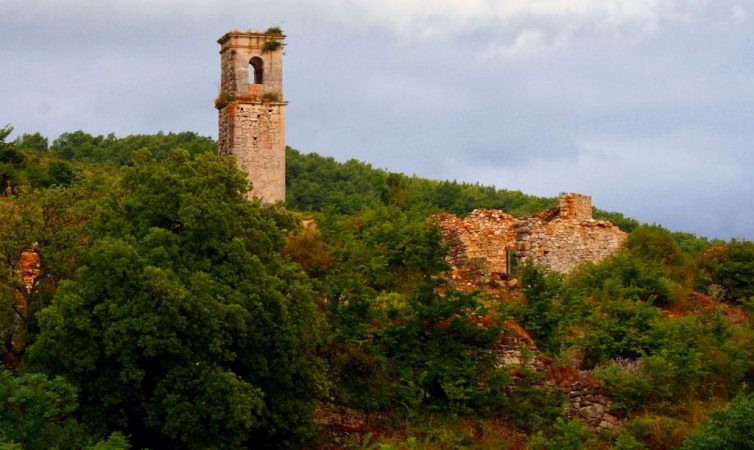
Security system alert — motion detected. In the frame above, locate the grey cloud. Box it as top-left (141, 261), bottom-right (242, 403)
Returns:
top-left (1, 0), bottom-right (752, 239)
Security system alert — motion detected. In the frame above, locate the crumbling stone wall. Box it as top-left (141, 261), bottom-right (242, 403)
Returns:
top-left (434, 209), bottom-right (517, 283)
top-left (515, 194), bottom-right (626, 273)
top-left (494, 321), bottom-right (621, 432)
top-left (558, 193), bottom-right (592, 220)
top-left (434, 193), bottom-right (626, 276)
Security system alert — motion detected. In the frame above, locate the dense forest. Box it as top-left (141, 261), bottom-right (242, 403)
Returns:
top-left (1, 126), bottom-right (753, 449)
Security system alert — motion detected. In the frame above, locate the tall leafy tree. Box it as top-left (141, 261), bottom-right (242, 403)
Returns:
top-left (28, 149), bottom-right (323, 448)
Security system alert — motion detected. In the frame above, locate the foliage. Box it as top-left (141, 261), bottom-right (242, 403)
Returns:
top-left (264, 26), bottom-right (284, 35)
top-left (377, 286), bottom-right (505, 415)
top-left (579, 298), bottom-right (663, 368)
top-left (27, 150), bottom-right (323, 448)
top-left (51, 130), bottom-right (215, 164)
top-left (528, 418), bottom-right (599, 450)
top-left (0, 127), bottom-right (750, 447)
top-left (501, 362), bottom-right (565, 433)
top-left (569, 252), bottom-right (673, 305)
top-left (0, 186), bottom-right (95, 363)
top-left (13, 132), bottom-right (48, 154)
top-left (626, 225), bottom-right (700, 286)
top-left (594, 357), bottom-right (674, 414)
top-left (627, 226), bottom-right (686, 268)
top-left (710, 240), bottom-right (754, 303)
top-left (592, 209), bottom-right (641, 233)
top-left (683, 393), bottom-right (754, 449)
top-left (286, 147), bottom-right (558, 217)
top-left (262, 40), bottom-right (283, 52)
top-left (314, 205), bottom-right (515, 416)
top-left (214, 91), bottom-right (235, 109)
top-left (516, 262), bottom-right (575, 354)
top-left (262, 91), bottom-right (281, 102)
top-left (594, 311), bottom-right (753, 412)
top-left (0, 371), bottom-right (128, 449)
top-left (623, 414), bottom-right (692, 450)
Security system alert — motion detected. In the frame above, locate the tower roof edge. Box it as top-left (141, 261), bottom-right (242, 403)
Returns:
top-left (217, 30), bottom-right (287, 45)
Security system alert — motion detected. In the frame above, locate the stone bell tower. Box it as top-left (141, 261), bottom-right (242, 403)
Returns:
top-left (216, 29), bottom-right (287, 202)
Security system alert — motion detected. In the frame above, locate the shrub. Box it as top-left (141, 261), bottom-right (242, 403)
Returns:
top-left (683, 394), bottom-right (754, 449)
top-left (47, 160), bottom-right (80, 186)
top-left (377, 286), bottom-right (506, 415)
top-left (214, 91), bottom-right (235, 109)
top-left (569, 252), bottom-right (672, 305)
top-left (594, 356), bottom-right (674, 414)
top-left (262, 40), bottom-right (282, 52)
top-left (528, 418), bottom-right (599, 450)
top-left (0, 371), bottom-right (129, 449)
top-left (262, 91), bottom-right (281, 102)
top-left (517, 262), bottom-right (575, 355)
top-left (713, 240), bottom-right (754, 303)
top-left (624, 414), bottom-right (692, 450)
top-left (579, 298), bottom-right (662, 368)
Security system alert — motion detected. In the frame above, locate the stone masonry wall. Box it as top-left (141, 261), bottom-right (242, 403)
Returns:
top-left (434, 209), bottom-right (517, 282)
top-left (559, 193), bottom-right (593, 221)
top-left (217, 30), bottom-right (287, 203)
top-left (219, 102), bottom-right (286, 202)
top-left (515, 217), bottom-right (626, 273)
top-left (435, 193), bottom-right (627, 276)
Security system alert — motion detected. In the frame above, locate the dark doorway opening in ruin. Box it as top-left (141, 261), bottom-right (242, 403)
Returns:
top-left (250, 57), bottom-right (264, 84)
top-left (506, 247), bottom-right (518, 277)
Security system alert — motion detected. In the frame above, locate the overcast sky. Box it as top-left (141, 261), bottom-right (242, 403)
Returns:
top-left (1, 0), bottom-right (753, 240)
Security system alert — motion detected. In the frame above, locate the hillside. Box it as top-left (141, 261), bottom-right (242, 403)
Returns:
top-left (1, 127), bottom-right (753, 449)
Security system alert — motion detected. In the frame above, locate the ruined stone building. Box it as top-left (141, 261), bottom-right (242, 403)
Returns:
top-left (435, 193), bottom-right (626, 278)
top-left (217, 30), bottom-right (287, 202)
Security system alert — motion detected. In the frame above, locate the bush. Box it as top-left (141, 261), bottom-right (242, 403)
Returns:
top-left (712, 240), bottom-right (754, 303)
top-left (624, 414), bottom-right (692, 450)
top-left (47, 160), bottom-right (80, 186)
top-left (579, 298), bottom-right (662, 368)
top-left (594, 357), bottom-right (674, 414)
top-left (264, 26), bottom-right (283, 35)
top-left (262, 40), bottom-right (282, 52)
top-left (378, 286), bottom-right (505, 415)
top-left (569, 252), bottom-right (672, 305)
top-left (528, 418), bottom-right (599, 450)
top-left (0, 371), bottom-right (128, 449)
top-left (517, 262), bottom-right (574, 355)
top-left (683, 394), bottom-right (754, 449)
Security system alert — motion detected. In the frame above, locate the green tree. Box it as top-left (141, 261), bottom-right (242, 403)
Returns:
top-left (683, 394), bottom-right (754, 449)
top-left (14, 132), bottom-right (48, 153)
top-left (377, 284), bottom-right (506, 415)
top-left (0, 371), bottom-right (128, 449)
top-left (713, 240), bottom-right (754, 303)
top-left (47, 161), bottom-right (80, 187)
top-left (28, 150), bottom-right (323, 448)
top-left (517, 262), bottom-right (578, 354)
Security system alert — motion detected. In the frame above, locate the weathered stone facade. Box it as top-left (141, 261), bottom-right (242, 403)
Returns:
top-left (217, 30), bottom-right (287, 203)
top-left (435, 193), bottom-right (626, 276)
top-left (434, 209), bottom-right (517, 278)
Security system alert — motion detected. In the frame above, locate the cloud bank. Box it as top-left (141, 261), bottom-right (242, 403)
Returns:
top-left (1, 0), bottom-right (753, 239)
